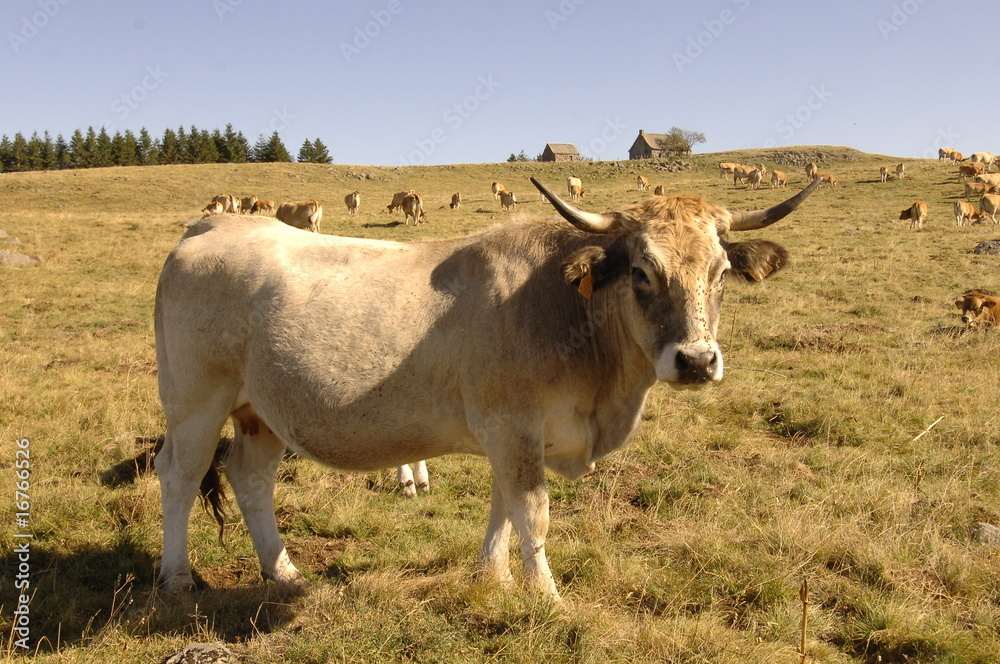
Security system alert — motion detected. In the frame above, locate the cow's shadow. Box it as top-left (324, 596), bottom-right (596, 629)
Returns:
top-left (362, 220), bottom-right (404, 229)
top-left (0, 536), bottom-right (300, 652)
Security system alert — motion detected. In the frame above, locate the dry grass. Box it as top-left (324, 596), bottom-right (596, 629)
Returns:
top-left (2, 148), bottom-right (999, 663)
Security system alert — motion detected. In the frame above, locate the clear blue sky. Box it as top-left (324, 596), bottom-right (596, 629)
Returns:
top-left (3, 0), bottom-right (996, 166)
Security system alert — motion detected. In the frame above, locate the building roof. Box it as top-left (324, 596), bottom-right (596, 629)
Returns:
top-left (632, 132), bottom-right (675, 151)
top-left (545, 143), bottom-right (580, 155)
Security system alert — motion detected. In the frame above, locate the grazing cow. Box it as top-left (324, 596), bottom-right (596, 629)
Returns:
top-left (636, 175), bottom-right (650, 191)
top-left (959, 163), bottom-right (986, 180)
top-left (397, 461), bottom-right (429, 498)
top-left (401, 193), bottom-right (425, 225)
top-left (979, 193), bottom-right (1000, 223)
top-left (899, 201), bottom-right (928, 229)
top-left (817, 172), bottom-right (838, 186)
top-left (955, 289), bottom-right (999, 326)
top-left (733, 164), bottom-right (755, 186)
top-left (747, 169), bottom-right (764, 190)
top-left (939, 147), bottom-right (957, 160)
top-left (499, 190), bottom-right (517, 212)
top-left (755, 163), bottom-right (769, 177)
top-left (276, 200), bottom-right (323, 233)
top-left (212, 194), bottom-right (239, 215)
top-left (450, 193), bottom-right (462, 210)
top-left (718, 162), bottom-right (739, 180)
top-left (770, 170), bottom-right (788, 188)
top-left (492, 182), bottom-right (506, 200)
top-left (895, 163), bottom-right (905, 180)
top-left (251, 199), bottom-right (276, 215)
top-left (954, 200), bottom-right (986, 226)
top-left (653, 185), bottom-right (666, 196)
top-left (344, 191), bottom-right (361, 215)
top-left (240, 196), bottom-right (257, 214)
top-left (805, 162), bottom-right (819, 181)
top-left (952, 151), bottom-right (964, 162)
top-left (568, 184), bottom-right (584, 201)
top-left (386, 190), bottom-right (415, 213)
top-left (152, 176), bottom-right (821, 596)
top-left (964, 182), bottom-right (992, 201)
top-left (879, 166), bottom-right (891, 183)
top-left (567, 177), bottom-right (583, 201)
top-left (201, 201), bottom-right (224, 215)
top-left (971, 152), bottom-right (996, 171)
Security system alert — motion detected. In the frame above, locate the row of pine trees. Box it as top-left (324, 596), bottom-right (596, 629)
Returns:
top-left (0, 124), bottom-right (332, 173)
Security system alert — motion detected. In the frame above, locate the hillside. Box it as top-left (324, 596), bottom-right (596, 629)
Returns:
top-left (1, 149), bottom-right (999, 664)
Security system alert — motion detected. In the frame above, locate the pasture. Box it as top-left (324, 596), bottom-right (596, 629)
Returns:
top-left (1, 147), bottom-right (999, 663)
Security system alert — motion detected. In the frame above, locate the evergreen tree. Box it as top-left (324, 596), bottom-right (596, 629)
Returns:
top-left (109, 131), bottom-right (127, 166)
top-left (0, 135), bottom-right (12, 172)
top-left (249, 133), bottom-right (270, 162)
top-left (94, 126), bottom-right (113, 167)
top-left (297, 138), bottom-right (315, 163)
top-left (137, 127), bottom-right (157, 165)
top-left (69, 129), bottom-right (87, 169)
top-left (175, 126), bottom-right (190, 163)
top-left (263, 131), bottom-right (292, 162)
top-left (192, 128), bottom-right (219, 163)
top-left (25, 132), bottom-right (44, 170)
top-left (40, 131), bottom-right (57, 170)
top-left (54, 133), bottom-right (71, 169)
top-left (310, 138), bottom-right (332, 164)
top-left (160, 128), bottom-right (181, 164)
top-left (10, 133), bottom-right (29, 171)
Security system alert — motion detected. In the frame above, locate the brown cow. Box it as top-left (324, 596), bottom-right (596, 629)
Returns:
top-left (276, 200), bottom-right (323, 233)
top-left (979, 193), bottom-right (1000, 223)
top-left (732, 164), bottom-right (755, 186)
top-left (387, 190), bottom-right (416, 213)
top-left (879, 165), bottom-right (891, 183)
top-left (499, 190), bottom-right (517, 212)
top-left (240, 196), bottom-right (257, 214)
top-left (805, 162), bottom-right (819, 180)
top-left (653, 185), bottom-right (666, 196)
top-left (402, 193), bottom-right (425, 225)
top-left (770, 170), bottom-right (788, 188)
top-left (636, 175), bottom-right (650, 190)
top-left (491, 181), bottom-right (506, 200)
top-left (201, 201), bottom-right (224, 215)
top-left (955, 289), bottom-right (999, 326)
top-left (959, 162), bottom-right (986, 180)
top-left (964, 182), bottom-right (991, 201)
top-left (817, 172), bottom-right (838, 186)
top-left (450, 193), bottom-right (462, 210)
top-left (899, 201), bottom-right (928, 229)
top-left (954, 200), bottom-right (986, 226)
top-left (251, 199), bottom-right (276, 215)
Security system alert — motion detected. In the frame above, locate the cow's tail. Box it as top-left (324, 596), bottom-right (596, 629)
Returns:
top-left (197, 440), bottom-right (229, 546)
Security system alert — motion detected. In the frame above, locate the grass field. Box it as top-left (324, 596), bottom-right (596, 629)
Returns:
top-left (1, 147), bottom-right (999, 663)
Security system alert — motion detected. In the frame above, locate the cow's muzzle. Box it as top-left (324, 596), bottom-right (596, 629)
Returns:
top-left (655, 342), bottom-right (723, 386)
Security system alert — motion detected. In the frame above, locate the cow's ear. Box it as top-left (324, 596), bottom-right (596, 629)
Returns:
top-left (561, 246), bottom-right (606, 285)
top-left (955, 300), bottom-right (965, 311)
top-left (724, 239), bottom-right (788, 282)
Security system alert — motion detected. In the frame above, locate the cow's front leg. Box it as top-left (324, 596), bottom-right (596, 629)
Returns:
top-left (478, 482), bottom-right (514, 584)
top-left (485, 435), bottom-right (558, 599)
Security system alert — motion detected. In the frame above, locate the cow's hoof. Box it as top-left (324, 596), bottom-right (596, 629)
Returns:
top-left (400, 481), bottom-right (416, 498)
top-left (415, 482), bottom-right (430, 495)
top-left (158, 572), bottom-right (196, 593)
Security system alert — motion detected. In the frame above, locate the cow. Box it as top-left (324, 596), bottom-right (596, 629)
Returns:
top-left (499, 190), bottom-right (517, 212)
top-left (450, 193), bottom-right (462, 210)
top-left (952, 151), bottom-right (964, 162)
top-left (939, 147), bottom-right (957, 160)
top-left (251, 199), bottom-right (276, 215)
top-left (492, 182), bottom-right (506, 200)
top-left (151, 177), bottom-right (822, 597)
top-left (733, 164), bottom-right (755, 186)
top-left (344, 191), bottom-right (361, 215)
top-left (240, 196), bottom-right (258, 214)
top-left (636, 175), bottom-right (650, 191)
top-left (975, 173), bottom-right (1000, 191)
top-left (212, 194), bottom-right (239, 215)
top-left (770, 170), bottom-right (788, 189)
top-left (899, 201), bottom-right (928, 229)
top-left (276, 200), bottom-right (323, 233)
top-left (964, 182), bottom-right (992, 201)
top-left (817, 172), bottom-right (838, 186)
top-left (979, 193), bottom-right (1000, 223)
top-left (401, 193), bottom-right (425, 225)
top-left (805, 162), bottom-right (819, 181)
top-left (397, 461), bottom-right (429, 498)
top-left (879, 166), bottom-right (891, 183)
top-left (755, 163), bottom-right (769, 178)
top-left (747, 169), bottom-right (764, 190)
top-left (971, 152), bottom-right (996, 171)
top-left (959, 163), bottom-right (986, 180)
top-left (895, 163), bottom-right (905, 180)
top-left (954, 200), bottom-right (986, 226)
top-left (653, 185), bottom-right (666, 196)
top-left (567, 177), bottom-right (583, 201)
top-left (201, 201), bottom-right (224, 215)
top-left (718, 162), bottom-right (738, 180)
top-left (955, 289), bottom-right (999, 326)
top-left (386, 190), bottom-right (415, 213)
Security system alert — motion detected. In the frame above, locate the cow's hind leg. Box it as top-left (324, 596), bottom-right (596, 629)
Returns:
top-left (156, 404), bottom-right (231, 592)
top-left (226, 408), bottom-right (305, 588)
top-left (397, 461), bottom-right (430, 498)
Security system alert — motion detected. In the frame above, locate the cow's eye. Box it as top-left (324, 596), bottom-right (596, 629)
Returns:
top-left (632, 267), bottom-right (650, 287)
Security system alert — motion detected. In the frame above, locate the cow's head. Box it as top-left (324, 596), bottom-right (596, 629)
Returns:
top-left (532, 176), bottom-right (820, 388)
top-left (956, 290), bottom-right (998, 326)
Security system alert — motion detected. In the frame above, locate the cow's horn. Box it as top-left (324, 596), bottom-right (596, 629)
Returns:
top-left (531, 177), bottom-right (617, 233)
top-left (727, 177), bottom-right (823, 232)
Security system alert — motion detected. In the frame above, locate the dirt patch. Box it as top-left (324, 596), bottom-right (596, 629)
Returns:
top-left (756, 323), bottom-right (884, 353)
